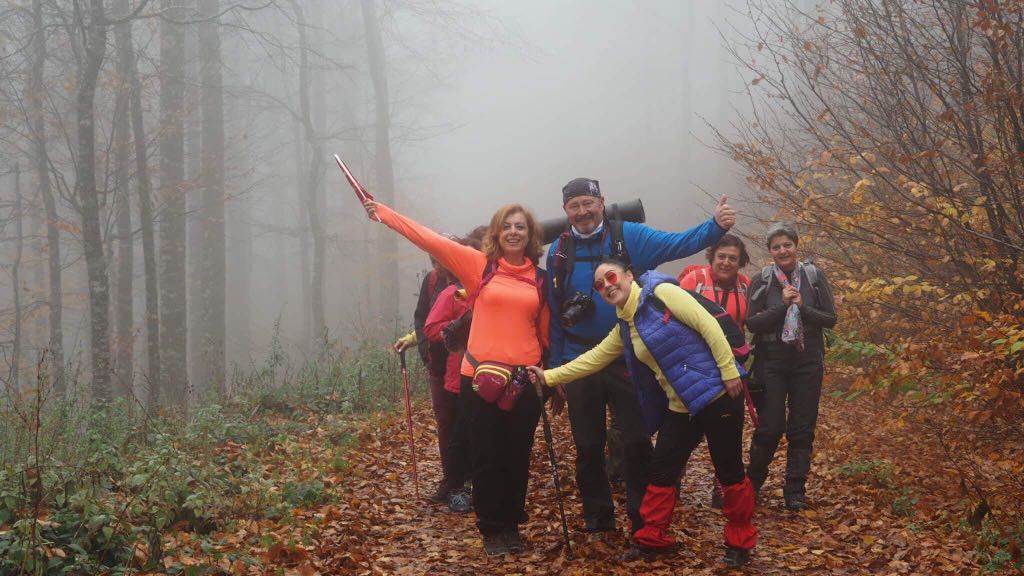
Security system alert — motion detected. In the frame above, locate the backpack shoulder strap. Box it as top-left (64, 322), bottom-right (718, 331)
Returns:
top-left (553, 231), bottom-right (576, 304)
top-left (802, 261), bottom-right (819, 286)
top-left (466, 261), bottom-right (497, 308)
top-left (694, 267), bottom-right (711, 293)
top-left (751, 265), bottom-right (774, 302)
top-left (534, 266), bottom-right (546, 311)
top-left (609, 206), bottom-right (630, 267)
top-left (801, 261), bottom-right (821, 306)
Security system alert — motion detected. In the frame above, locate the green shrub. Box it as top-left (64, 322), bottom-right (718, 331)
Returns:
top-left (835, 458), bottom-right (895, 488)
top-left (0, 336), bottom-right (408, 575)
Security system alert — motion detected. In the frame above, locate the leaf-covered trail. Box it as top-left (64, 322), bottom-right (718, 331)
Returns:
top-left (307, 389), bottom-right (987, 575)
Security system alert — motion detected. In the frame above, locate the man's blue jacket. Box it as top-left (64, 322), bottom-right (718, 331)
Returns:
top-left (545, 217), bottom-right (726, 368)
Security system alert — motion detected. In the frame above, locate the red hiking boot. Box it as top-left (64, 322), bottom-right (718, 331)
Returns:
top-left (722, 477), bottom-right (757, 550)
top-left (632, 484), bottom-right (678, 549)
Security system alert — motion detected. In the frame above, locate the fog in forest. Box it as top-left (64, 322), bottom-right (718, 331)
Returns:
top-left (0, 0), bottom-right (757, 401)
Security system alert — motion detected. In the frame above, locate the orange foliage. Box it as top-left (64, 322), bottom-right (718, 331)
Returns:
top-left (721, 0), bottom-right (1024, 530)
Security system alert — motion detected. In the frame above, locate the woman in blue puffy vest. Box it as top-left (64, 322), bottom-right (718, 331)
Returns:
top-left (527, 259), bottom-right (757, 568)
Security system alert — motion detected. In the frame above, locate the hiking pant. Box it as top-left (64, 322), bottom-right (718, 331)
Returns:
top-left (634, 394), bottom-right (757, 550)
top-left (460, 375), bottom-right (540, 536)
top-left (564, 362), bottom-right (652, 533)
top-left (441, 390), bottom-right (471, 488)
top-left (747, 341), bottom-right (825, 498)
top-left (428, 369), bottom-right (457, 485)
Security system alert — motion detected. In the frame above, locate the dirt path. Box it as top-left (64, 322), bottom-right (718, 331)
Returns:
top-left (307, 392), bottom-right (986, 575)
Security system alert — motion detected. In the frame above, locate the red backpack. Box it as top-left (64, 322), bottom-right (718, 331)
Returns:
top-left (679, 264), bottom-right (750, 331)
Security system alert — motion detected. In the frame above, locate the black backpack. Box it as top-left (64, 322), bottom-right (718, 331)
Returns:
top-left (648, 291), bottom-right (751, 362)
top-left (751, 261), bottom-right (820, 306)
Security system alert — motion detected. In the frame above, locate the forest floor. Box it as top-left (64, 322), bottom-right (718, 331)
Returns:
top-left (159, 374), bottom-right (1011, 575)
top-left (250, 382), bottom-right (1004, 575)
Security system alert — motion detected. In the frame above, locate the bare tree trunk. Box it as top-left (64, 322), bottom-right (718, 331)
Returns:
top-left (186, 19), bottom-right (202, 397)
top-left (110, 3), bottom-right (162, 409)
top-left (292, 119), bottom-right (311, 346)
top-left (76, 0), bottom-right (112, 402)
top-left (228, 67), bottom-right (254, 369)
top-left (113, 9), bottom-right (134, 399)
top-left (11, 165), bottom-right (23, 392)
top-left (197, 0), bottom-right (226, 397)
top-left (159, 0), bottom-right (189, 407)
top-left (360, 0), bottom-right (399, 324)
top-left (311, 0), bottom-right (328, 343)
top-left (290, 0), bottom-right (327, 341)
top-left (130, 85), bottom-right (161, 410)
top-left (31, 0), bottom-right (64, 395)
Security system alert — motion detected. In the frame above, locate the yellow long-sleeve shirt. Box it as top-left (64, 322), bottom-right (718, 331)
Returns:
top-left (544, 281), bottom-right (740, 413)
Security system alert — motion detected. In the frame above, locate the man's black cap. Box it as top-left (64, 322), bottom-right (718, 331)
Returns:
top-left (562, 178), bottom-right (601, 205)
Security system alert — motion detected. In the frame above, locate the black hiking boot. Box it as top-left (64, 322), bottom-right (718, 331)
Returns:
top-left (483, 533), bottom-right (509, 557)
top-left (428, 479), bottom-right (451, 504)
top-left (722, 546), bottom-right (752, 568)
top-left (784, 493), bottom-right (809, 512)
top-left (621, 544), bottom-right (666, 561)
top-left (502, 528), bottom-right (525, 553)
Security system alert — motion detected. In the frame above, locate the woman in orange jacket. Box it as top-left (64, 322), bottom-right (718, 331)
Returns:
top-left (363, 200), bottom-right (550, 557)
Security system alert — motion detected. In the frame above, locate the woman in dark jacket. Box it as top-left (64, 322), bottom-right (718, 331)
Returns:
top-left (745, 223), bottom-right (837, 511)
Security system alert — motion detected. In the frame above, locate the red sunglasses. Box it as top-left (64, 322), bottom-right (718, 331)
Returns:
top-left (593, 270), bottom-right (620, 292)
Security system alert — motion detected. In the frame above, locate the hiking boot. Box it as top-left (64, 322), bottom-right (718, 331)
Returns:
top-left (621, 544), bottom-right (668, 561)
top-left (447, 490), bottom-right (471, 514)
top-left (784, 493), bottom-right (808, 512)
top-left (722, 546), bottom-right (752, 568)
top-left (482, 533), bottom-right (509, 557)
top-left (502, 528), bottom-right (525, 552)
top-left (428, 479), bottom-right (451, 503)
top-left (710, 484), bottom-right (724, 509)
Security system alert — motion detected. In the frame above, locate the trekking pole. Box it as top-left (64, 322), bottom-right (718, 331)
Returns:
top-left (532, 375), bottom-right (574, 560)
top-left (398, 350), bottom-right (421, 500)
top-left (334, 153), bottom-right (381, 223)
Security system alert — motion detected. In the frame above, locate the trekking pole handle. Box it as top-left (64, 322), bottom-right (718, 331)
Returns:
top-left (399, 348), bottom-right (407, 371)
top-left (531, 373), bottom-right (544, 401)
top-left (334, 153), bottom-right (381, 223)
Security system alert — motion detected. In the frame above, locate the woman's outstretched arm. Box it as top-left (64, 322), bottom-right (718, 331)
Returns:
top-left (365, 200), bottom-right (487, 291)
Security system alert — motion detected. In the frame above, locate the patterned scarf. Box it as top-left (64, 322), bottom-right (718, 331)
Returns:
top-left (774, 264), bottom-right (805, 352)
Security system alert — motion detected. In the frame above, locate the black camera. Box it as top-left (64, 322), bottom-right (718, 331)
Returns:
top-left (560, 292), bottom-right (596, 327)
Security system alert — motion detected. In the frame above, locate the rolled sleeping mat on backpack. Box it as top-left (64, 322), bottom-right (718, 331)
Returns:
top-left (541, 198), bottom-right (646, 245)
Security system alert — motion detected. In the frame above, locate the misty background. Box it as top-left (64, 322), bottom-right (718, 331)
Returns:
top-left (385, 1), bottom-right (755, 347)
top-left (0, 0), bottom-right (762, 402)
